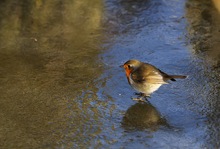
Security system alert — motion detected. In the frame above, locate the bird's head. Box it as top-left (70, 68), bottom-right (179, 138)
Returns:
top-left (121, 59), bottom-right (142, 77)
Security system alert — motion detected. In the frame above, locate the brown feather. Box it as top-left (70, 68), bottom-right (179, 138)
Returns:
top-left (131, 63), bottom-right (168, 84)
top-left (130, 62), bottom-right (187, 84)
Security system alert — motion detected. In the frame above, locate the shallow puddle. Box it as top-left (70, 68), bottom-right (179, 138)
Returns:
top-left (0, 0), bottom-right (220, 148)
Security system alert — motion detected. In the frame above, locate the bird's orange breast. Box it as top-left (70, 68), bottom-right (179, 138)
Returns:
top-left (123, 65), bottom-right (132, 77)
top-left (125, 69), bottom-right (132, 78)
top-left (123, 65), bottom-right (132, 84)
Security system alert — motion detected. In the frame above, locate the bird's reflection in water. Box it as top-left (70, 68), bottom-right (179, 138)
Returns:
top-left (122, 102), bottom-right (167, 131)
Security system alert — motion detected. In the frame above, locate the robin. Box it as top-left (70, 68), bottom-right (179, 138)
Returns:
top-left (121, 59), bottom-right (187, 101)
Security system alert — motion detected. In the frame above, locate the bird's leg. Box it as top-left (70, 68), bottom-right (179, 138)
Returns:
top-left (135, 92), bottom-right (144, 96)
top-left (143, 96), bottom-right (151, 103)
top-left (135, 92), bottom-right (151, 98)
top-left (144, 94), bottom-right (151, 99)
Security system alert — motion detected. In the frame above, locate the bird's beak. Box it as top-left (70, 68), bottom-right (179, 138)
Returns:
top-left (120, 65), bottom-right (124, 68)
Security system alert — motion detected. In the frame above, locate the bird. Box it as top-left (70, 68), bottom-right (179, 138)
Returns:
top-left (121, 59), bottom-right (187, 101)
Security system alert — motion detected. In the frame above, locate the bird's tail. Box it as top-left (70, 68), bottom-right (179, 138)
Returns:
top-left (169, 75), bottom-right (187, 81)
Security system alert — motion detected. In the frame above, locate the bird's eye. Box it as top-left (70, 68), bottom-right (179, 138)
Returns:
top-left (127, 65), bottom-right (131, 68)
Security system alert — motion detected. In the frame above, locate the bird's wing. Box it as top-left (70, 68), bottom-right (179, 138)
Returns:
top-left (131, 64), bottom-right (168, 84)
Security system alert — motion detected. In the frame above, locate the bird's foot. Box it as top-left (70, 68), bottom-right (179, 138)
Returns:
top-left (132, 97), bottom-right (145, 102)
top-left (132, 95), bottom-right (150, 103)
